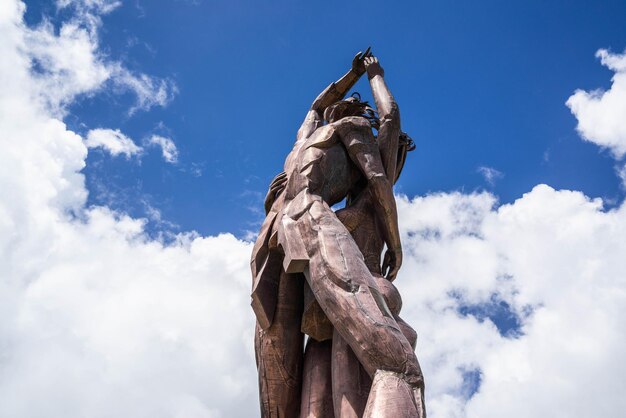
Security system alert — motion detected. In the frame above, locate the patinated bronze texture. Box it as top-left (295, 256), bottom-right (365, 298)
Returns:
top-left (251, 50), bottom-right (425, 418)
top-left (330, 56), bottom-right (421, 418)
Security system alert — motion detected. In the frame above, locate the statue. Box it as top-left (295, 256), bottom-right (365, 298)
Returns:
top-left (251, 50), bottom-right (426, 418)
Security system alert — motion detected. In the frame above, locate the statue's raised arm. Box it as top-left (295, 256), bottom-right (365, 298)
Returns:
top-left (296, 48), bottom-right (372, 141)
top-left (365, 56), bottom-right (401, 181)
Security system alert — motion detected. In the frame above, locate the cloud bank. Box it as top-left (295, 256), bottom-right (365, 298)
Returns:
top-left (1, 2), bottom-right (256, 417)
top-left (395, 187), bottom-right (626, 417)
top-left (1, 2), bottom-right (625, 418)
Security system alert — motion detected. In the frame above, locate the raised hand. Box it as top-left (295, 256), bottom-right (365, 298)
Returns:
top-left (365, 55), bottom-right (384, 79)
top-left (352, 47), bottom-right (372, 76)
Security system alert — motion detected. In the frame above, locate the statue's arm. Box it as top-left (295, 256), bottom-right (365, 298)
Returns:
top-left (336, 117), bottom-right (403, 280)
top-left (366, 57), bottom-right (398, 121)
top-left (366, 56), bottom-right (400, 181)
top-left (335, 193), bottom-right (369, 232)
top-left (297, 49), bottom-right (371, 141)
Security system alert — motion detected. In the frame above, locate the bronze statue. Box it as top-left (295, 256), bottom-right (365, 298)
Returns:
top-left (251, 50), bottom-right (425, 418)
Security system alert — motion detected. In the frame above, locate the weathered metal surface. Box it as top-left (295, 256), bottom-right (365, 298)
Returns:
top-left (254, 268), bottom-right (305, 417)
top-left (301, 339), bottom-right (335, 418)
top-left (332, 329), bottom-right (371, 418)
top-left (251, 51), bottom-right (426, 417)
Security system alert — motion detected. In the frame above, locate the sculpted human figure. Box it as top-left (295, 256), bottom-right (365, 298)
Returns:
top-left (331, 56), bottom-right (420, 418)
top-left (251, 50), bottom-right (425, 418)
top-left (297, 56), bottom-right (422, 418)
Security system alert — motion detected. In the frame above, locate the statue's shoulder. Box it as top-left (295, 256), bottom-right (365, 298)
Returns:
top-left (331, 116), bottom-right (371, 134)
top-left (304, 123), bottom-right (336, 147)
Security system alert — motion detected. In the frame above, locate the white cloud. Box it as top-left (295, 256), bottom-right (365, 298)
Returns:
top-left (148, 134), bottom-right (179, 163)
top-left (118, 69), bottom-right (178, 115)
top-left (618, 163), bottom-right (626, 189)
top-left (21, 0), bottom-right (175, 116)
top-left (0, 3), bottom-right (257, 417)
top-left (86, 128), bottom-right (142, 158)
top-left (56, 0), bottom-right (123, 15)
top-left (476, 166), bottom-right (503, 186)
top-left (395, 185), bottom-right (626, 418)
top-left (566, 49), bottom-right (626, 159)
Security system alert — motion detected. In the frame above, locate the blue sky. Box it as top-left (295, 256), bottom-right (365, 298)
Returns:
top-left (2, 1), bottom-right (626, 417)
top-left (24, 0), bottom-right (626, 237)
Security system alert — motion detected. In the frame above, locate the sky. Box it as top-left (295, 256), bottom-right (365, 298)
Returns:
top-left (1, 1), bottom-right (625, 417)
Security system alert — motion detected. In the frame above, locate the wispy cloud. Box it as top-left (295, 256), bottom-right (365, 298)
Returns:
top-left (24, 0), bottom-right (176, 117)
top-left (477, 166), bottom-right (503, 186)
top-left (618, 163), bottom-right (626, 189)
top-left (85, 128), bottom-right (142, 158)
top-left (146, 134), bottom-right (179, 163)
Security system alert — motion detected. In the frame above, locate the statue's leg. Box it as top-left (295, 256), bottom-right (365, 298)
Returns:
top-left (301, 202), bottom-right (425, 417)
top-left (331, 266), bottom-right (419, 418)
top-left (331, 329), bottom-right (371, 418)
top-left (255, 267), bottom-right (305, 418)
top-left (395, 315), bottom-right (417, 350)
top-left (363, 370), bottom-right (426, 418)
top-left (300, 338), bottom-right (334, 418)
top-left (331, 315), bottom-right (418, 418)
top-left (372, 274), bottom-right (418, 350)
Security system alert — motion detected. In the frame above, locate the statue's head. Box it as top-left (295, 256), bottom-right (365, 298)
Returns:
top-left (323, 92), bottom-right (379, 128)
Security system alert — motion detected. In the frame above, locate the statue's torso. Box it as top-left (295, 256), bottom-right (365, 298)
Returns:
top-left (283, 122), bottom-right (359, 206)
